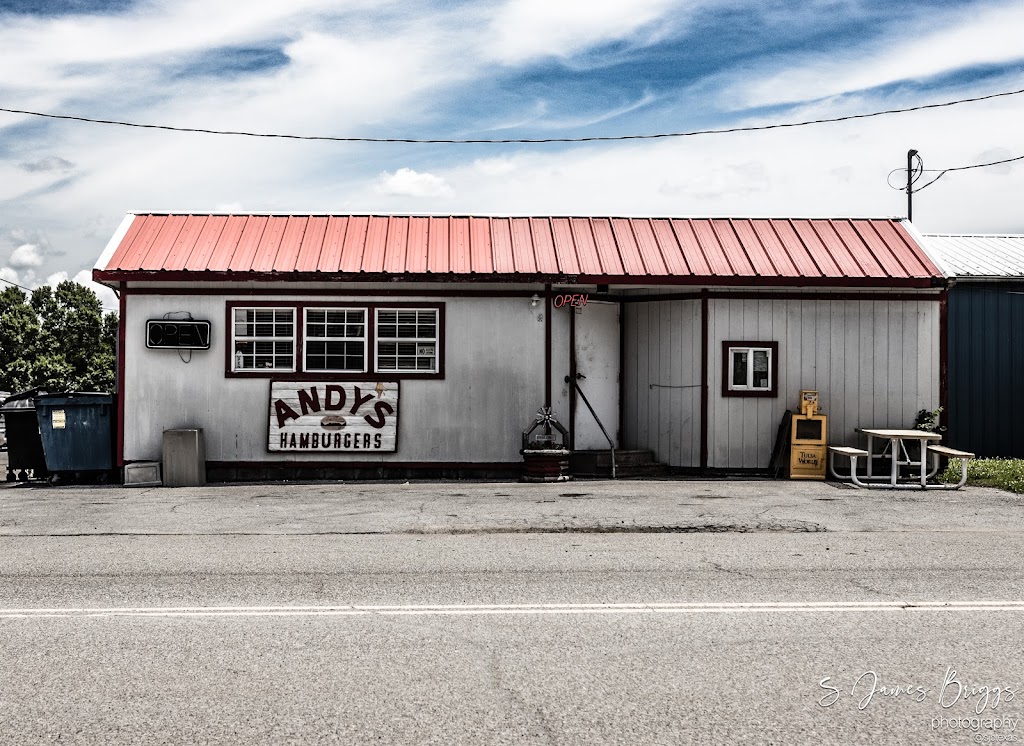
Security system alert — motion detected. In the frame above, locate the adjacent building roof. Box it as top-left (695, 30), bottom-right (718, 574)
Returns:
top-left (94, 213), bottom-right (943, 287)
top-left (923, 234), bottom-right (1024, 279)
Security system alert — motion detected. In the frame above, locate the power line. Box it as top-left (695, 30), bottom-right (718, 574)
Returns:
top-left (914, 151), bottom-right (1024, 195)
top-left (0, 276), bottom-right (117, 311)
top-left (2, 86), bottom-right (1024, 144)
top-left (0, 276), bottom-right (34, 293)
top-left (926, 152), bottom-right (1024, 173)
top-left (888, 149), bottom-right (1024, 194)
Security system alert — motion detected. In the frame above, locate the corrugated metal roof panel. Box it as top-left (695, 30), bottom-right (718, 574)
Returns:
top-left (183, 215), bottom-right (226, 272)
top-left (747, 220), bottom-right (792, 276)
top-left (224, 215), bottom-right (265, 272)
top-left (771, 220), bottom-right (821, 278)
top-left (405, 217), bottom-right (429, 274)
top-left (550, 218), bottom-right (581, 276)
top-left (924, 234), bottom-right (1024, 278)
top-left (712, 219), bottom-right (755, 276)
top-left (96, 213), bottom-right (943, 285)
top-left (569, 218), bottom-right (601, 274)
top-left (426, 216), bottom-right (448, 274)
top-left (384, 216), bottom-right (410, 274)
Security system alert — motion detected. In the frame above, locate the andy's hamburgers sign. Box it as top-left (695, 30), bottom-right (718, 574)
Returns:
top-left (268, 381), bottom-right (398, 452)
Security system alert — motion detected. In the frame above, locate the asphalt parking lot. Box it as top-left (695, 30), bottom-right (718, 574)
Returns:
top-left (0, 456), bottom-right (1020, 536)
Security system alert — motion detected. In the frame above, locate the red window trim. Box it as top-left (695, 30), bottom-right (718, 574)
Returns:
top-left (721, 340), bottom-right (779, 398)
top-left (225, 300), bottom-right (445, 380)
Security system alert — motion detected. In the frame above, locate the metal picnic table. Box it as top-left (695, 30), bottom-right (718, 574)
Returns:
top-left (829, 428), bottom-right (975, 490)
top-left (855, 429), bottom-right (942, 489)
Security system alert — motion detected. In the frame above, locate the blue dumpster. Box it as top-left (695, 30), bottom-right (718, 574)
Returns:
top-left (34, 393), bottom-right (116, 481)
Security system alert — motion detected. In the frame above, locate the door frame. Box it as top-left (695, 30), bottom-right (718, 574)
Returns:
top-left (568, 300), bottom-right (622, 451)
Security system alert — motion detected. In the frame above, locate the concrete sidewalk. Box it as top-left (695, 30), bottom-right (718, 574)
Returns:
top-left (0, 475), bottom-right (1021, 535)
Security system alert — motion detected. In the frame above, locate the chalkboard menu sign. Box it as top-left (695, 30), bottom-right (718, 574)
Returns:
top-left (146, 320), bottom-right (211, 350)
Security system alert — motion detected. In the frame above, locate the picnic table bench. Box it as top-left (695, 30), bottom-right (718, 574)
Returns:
top-left (828, 430), bottom-right (974, 490)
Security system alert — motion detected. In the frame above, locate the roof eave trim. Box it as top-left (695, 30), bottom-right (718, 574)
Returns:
top-left (93, 269), bottom-right (941, 289)
top-left (946, 274), bottom-right (1024, 282)
top-left (91, 213), bottom-right (137, 289)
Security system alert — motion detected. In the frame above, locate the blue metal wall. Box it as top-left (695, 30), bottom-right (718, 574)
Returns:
top-left (947, 282), bottom-right (1024, 457)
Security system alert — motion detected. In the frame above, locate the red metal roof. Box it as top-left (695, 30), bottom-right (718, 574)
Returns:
top-left (94, 214), bottom-right (942, 286)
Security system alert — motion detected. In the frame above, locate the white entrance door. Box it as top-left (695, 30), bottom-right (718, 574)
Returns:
top-left (573, 301), bottom-right (620, 450)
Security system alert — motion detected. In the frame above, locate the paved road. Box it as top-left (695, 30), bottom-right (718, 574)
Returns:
top-left (1, 479), bottom-right (1022, 744)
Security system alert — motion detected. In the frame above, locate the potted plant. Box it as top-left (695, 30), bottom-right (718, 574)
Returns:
top-left (904, 406), bottom-right (946, 477)
top-left (520, 407), bottom-right (572, 482)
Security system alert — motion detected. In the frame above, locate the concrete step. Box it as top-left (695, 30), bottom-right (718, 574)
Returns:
top-left (569, 450), bottom-right (669, 478)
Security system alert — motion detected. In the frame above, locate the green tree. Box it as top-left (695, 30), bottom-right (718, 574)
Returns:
top-left (0, 285), bottom-right (41, 391)
top-left (80, 311), bottom-right (118, 391)
top-left (0, 280), bottom-right (117, 393)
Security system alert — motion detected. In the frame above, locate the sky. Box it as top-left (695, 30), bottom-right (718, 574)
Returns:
top-left (1, 0), bottom-right (1023, 310)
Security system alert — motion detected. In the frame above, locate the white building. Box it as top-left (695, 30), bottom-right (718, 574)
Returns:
top-left (93, 213), bottom-right (946, 480)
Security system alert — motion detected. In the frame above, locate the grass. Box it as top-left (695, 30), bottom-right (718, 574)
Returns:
top-left (939, 458), bottom-right (1024, 493)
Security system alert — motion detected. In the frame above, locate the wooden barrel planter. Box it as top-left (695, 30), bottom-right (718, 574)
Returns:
top-left (520, 448), bottom-right (572, 482)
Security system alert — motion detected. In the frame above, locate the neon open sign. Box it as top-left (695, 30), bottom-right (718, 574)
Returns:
top-left (146, 320), bottom-right (212, 350)
top-left (553, 293), bottom-right (589, 308)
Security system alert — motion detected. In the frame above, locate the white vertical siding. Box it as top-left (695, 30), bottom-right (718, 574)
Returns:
top-left (706, 298), bottom-right (940, 469)
top-left (710, 299), bottom-right (786, 469)
top-left (124, 292), bottom-right (567, 463)
top-left (622, 299), bottom-right (702, 467)
top-left (623, 296), bottom-right (940, 470)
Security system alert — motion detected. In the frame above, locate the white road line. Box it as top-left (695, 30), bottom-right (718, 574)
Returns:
top-left (1, 601), bottom-right (1023, 618)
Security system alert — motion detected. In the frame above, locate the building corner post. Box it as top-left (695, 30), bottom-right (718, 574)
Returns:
top-left (939, 289), bottom-right (949, 436)
top-left (700, 290), bottom-right (709, 472)
top-left (116, 284), bottom-right (127, 468)
top-left (544, 283), bottom-right (552, 410)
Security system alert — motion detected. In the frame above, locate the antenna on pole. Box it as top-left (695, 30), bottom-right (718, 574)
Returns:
top-left (907, 149), bottom-right (919, 222)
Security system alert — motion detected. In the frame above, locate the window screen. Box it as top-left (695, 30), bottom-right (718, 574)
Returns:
top-left (376, 309), bottom-right (438, 372)
top-left (233, 308), bottom-right (295, 371)
top-left (304, 308), bottom-right (366, 372)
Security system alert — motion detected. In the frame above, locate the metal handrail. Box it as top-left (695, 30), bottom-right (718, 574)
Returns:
top-left (571, 380), bottom-right (616, 479)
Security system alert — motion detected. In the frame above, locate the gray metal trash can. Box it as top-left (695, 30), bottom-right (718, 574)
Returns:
top-left (163, 429), bottom-right (206, 487)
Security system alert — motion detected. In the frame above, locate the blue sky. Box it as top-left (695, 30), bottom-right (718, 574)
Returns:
top-left (1, 0), bottom-right (1023, 307)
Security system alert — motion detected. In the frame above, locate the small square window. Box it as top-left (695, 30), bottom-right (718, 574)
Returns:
top-left (723, 341), bottom-right (778, 397)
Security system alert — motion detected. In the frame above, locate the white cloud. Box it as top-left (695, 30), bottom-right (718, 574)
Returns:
top-left (0, 267), bottom-right (21, 285)
top-left (8, 243), bottom-right (44, 269)
top-left (482, 0), bottom-right (687, 64)
top-left (0, 0), bottom-right (378, 91)
top-left (533, 91), bottom-right (659, 130)
top-left (44, 271), bottom-right (69, 287)
top-left (375, 168), bottom-right (454, 198)
top-left (19, 156), bottom-right (75, 173)
top-left (720, 1), bottom-right (1024, 108)
top-left (472, 157), bottom-right (519, 176)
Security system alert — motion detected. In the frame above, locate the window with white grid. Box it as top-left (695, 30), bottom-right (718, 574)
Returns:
top-left (728, 346), bottom-right (772, 391)
top-left (304, 308), bottom-right (367, 372)
top-left (232, 307), bottom-right (295, 371)
top-left (375, 309), bottom-right (438, 373)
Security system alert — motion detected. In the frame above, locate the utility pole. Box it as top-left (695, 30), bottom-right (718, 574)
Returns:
top-left (907, 149), bottom-right (918, 222)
